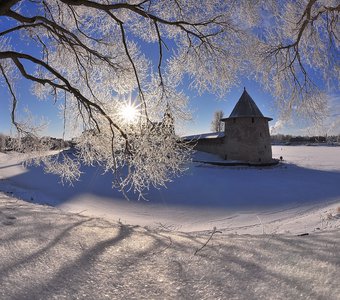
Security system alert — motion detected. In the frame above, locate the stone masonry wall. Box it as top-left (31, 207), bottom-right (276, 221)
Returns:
top-left (222, 117), bottom-right (272, 163)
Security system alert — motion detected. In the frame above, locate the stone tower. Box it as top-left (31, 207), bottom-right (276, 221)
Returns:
top-left (220, 88), bottom-right (273, 163)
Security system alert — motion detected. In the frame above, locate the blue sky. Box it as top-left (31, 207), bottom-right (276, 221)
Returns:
top-left (0, 66), bottom-right (279, 137)
top-left (3, 75), bottom-right (338, 138)
top-left (1, 40), bottom-right (332, 139)
top-left (0, 2), bottom-right (339, 139)
top-left (0, 21), bottom-right (280, 138)
top-left (180, 79), bottom-right (276, 136)
top-left (1, 60), bottom-right (339, 138)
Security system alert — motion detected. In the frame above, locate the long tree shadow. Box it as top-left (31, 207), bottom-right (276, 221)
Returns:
top-left (1, 198), bottom-right (339, 299)
top-left (0, 218), bottom-right (91, 279)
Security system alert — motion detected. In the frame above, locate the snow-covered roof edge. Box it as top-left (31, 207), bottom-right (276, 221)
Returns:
top-left (182, 132), bottom-right (225, 140)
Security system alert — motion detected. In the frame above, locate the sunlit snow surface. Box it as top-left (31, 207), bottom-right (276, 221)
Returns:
top-left (0, 146), bottom-right (340, 299)
top-left (0, 146), bottom-right (339, 234)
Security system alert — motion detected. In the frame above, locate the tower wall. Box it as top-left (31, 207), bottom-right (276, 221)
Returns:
top-left (222, 117), bottom-right (272, 163)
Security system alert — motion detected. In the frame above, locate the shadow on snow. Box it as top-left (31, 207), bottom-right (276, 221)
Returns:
top-left (1, 151), bottom-right (340, 212)
top-left (0, 198), bottom-right (339, 299)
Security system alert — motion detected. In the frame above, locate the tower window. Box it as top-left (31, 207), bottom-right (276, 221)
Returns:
top-left (252, 118), bottom-right (254, 123)
top-left (233, 119), bottom-right (236, 123)
top-left (264, 145), bottom-right (267, 149)
top-left (260, 132), bottom-right (262, 137)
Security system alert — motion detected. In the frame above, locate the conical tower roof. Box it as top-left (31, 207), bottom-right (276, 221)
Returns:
top-left (225, 88), bottom-right (272, 121)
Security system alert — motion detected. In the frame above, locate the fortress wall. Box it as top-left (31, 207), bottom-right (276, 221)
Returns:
top-left (193, 137), bottom-right (225, 157)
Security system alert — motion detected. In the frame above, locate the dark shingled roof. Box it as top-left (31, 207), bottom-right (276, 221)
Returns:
top-left (223, 89), bottom-right (272, 121)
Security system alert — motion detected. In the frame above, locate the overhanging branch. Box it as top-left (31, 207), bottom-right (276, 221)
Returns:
top-left (0, 51), bottom-right (129, 142)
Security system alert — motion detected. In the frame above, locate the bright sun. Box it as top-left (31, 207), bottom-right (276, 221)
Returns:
top-left (120, 103), bottom-right (138, 123)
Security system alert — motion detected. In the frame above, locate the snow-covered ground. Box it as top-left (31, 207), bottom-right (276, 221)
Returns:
top-left (1, 146), bottom-right (339, 299)
top-left (0, 193), bottom-right (339, 299)
top-left (0, 146), bottom-right (339, 235)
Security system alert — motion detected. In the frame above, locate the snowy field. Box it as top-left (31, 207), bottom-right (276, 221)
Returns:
top-left (0, 145), bottom-right (339, 235)
top-left (0, 194), bottom-right (338, 299)
top-left (0, 146), bottom-right (339, 299)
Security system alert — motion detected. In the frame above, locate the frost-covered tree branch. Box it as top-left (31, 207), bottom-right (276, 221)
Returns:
top-left (0, 0), bottom-right (338, 195)
top-left (255, 0), bottom-right (339, 121)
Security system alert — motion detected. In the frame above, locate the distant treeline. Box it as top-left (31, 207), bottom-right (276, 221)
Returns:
top-left (271, 134), bottom-right (340, 145)
top-left (0, 133), bottom-right (71, 152)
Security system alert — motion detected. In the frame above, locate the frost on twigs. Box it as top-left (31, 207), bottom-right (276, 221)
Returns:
top-left (8, 110), bottom-right (51, 155)
top-left (42, 153), bottom-right (82, 185)
top-left (122, 124), bottom-right (192, 197)
top-left (252, 0), bottom-right (339, 122)
top-left (75, 112), bottom-right (193, 197)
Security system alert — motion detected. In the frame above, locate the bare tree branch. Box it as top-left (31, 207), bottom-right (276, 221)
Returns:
top-left (0, 63), bottom-right (21, 132)
top-left (0, 51), bottom-right (128, 142)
